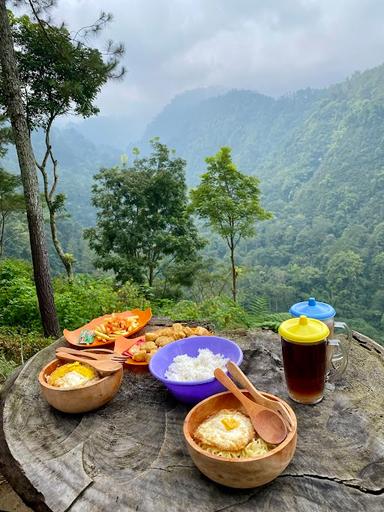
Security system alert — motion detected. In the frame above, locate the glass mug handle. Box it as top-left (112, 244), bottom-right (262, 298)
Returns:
top-left (328, 321), bottom-right (351, 379)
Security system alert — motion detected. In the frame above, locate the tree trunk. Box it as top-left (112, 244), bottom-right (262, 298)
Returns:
top-left (36, 118), bottom-right (74, 282)
top-left (49, 208), bottom-right (73, 282)
top-left (0, 1), bottom-right (60, 337)
top-left (229, 237), bottom-right (237, 302)
top-left (148, 265), bottom-right (154, 287)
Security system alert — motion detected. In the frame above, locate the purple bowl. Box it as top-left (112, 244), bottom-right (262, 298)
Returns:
top-left (149, 335), bottom-right (243, 404)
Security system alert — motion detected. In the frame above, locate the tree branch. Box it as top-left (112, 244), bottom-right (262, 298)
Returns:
top-left (27, 0), bottom-right (56, 47)
top-left (35, 114), bottom-right (55, 206)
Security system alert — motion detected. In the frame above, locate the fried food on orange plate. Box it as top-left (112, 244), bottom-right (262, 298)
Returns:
top-left (132, 350), bottom-right (147, 362)
top-left (182, 326), bottom-right (195, 336)
top-left (190, 326), bottom-right (211, 336)
top-left (156, 335), bottom-right (174, 347)
top-left (94, 314), bottom-right (139, 342)
top-left (145, 323), bottom-right (212, 346)
top-left (129, 323), bottom-right (213, 363)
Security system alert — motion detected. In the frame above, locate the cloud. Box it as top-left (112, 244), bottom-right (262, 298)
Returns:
top-left (45, 0), bottom-right (384, 120)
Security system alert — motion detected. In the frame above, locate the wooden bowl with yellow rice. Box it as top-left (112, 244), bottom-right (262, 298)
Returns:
top-left (39, 358), bottom-right (123, 413)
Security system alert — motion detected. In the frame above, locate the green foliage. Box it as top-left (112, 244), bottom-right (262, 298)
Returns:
top-left (0, 259), bottom-right (150, 331)
top-left (0, 258), bottom-right (288, 334)
top-left (0, 168), bottom-right (21, 195)
top-left (243, 296), bottom-right (270, 316)
top-left (0, 168), bottom-right (25, 255)
top-left (154, 296), bottom-right (248, 329)
top-left (326, 251), bottom-right (364, 305)
top-left (0, 326), bottom-right (52, 364)
top-left (0, 326), bottom-right (52, 385)
top-left (142, 68), bottom-right (384, 340)
top-left (241, 295), bottom-right (291, 331)
top-left (153, 295), bottom-right (287, 331)
top-left (190, 147), bottom-right (272, 242)
top-left (86, 140), bottom-right (204, 289)
top-left (4, 62), bottom-right (384, 343)
top-left (6, 14), bottom-right (115, 129)
top-left (190, 147), bottom-right (271, 301)
top-left (53, 275), bottom-right (119, 328)
top-left (0, 259), bottom-right (40, 328)
top-left (0, 13), bottom-right (123, 280)
top-left (0, 351), bottom-right (17, 384)
top-left (0, 114), bottom-right (12, 157)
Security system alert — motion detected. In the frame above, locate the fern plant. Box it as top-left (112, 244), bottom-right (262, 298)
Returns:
top-left (242, 296), bottom-right (290, 332)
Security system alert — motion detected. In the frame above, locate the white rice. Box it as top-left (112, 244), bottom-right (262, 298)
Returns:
top-left (165, 348), bottom-right (229, 382)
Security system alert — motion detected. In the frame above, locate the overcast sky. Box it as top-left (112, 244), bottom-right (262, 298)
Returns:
top-left (48, 0), bottom-right (384, 124)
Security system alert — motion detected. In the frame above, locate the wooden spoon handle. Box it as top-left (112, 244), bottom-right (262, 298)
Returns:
top-left (57, 347), bottom-right (101, 360)
top-left (82, 348), bottom-right (115, 354)
top-left (227, 361), bottom-right (293, 431)
top-left (214, 368), bottom-right (257, 410)
top-left (56, 351), bottom-right (100, 368)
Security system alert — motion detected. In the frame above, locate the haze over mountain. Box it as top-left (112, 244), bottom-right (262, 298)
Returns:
top-left (3, 63), bottom-right (384, 338)
top-left (47, 0), bottom-right (384, 126)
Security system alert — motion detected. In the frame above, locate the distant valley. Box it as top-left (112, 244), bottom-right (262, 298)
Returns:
top-left (3, 64), bottom-right (384, 339)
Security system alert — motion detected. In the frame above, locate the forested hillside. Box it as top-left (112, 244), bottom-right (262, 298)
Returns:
top-left (2, 126), bottom-right (120, 273)
top-left (2, 64), bottom-right (384, 338)
top-left (140, 65), bottom-right (384, 338)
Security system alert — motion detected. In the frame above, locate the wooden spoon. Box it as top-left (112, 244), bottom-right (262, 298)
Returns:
top-left (226, 361), bottom-right (293, 431)
top-left (57, 347), bottom-right (127, 363)
top-left (214, 368), bottom-right (287, 445)
top-left (56, 351), bottom-right (122, 376)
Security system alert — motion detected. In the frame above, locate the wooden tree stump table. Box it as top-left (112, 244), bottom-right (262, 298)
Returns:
top-left (1, 325), bottom-right (384, 512)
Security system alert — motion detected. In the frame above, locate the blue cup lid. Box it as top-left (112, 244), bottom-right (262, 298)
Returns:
top-left (289, 297), bottom-right (336, 320)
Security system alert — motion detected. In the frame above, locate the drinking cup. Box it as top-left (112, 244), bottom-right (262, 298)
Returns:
top-left (278, 315), bottom-right (345, 404)
top-left (289, 298), bottom-right (351, 379)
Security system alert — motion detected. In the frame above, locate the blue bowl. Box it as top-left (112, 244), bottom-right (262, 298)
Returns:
top-left (149, 336), bottom-right (243, 404)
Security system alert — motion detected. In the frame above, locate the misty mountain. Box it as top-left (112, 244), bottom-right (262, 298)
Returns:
top-left (3, 126), bottom-right (121, 226)
top-left (3, 64), bottom-right (384, 336)
top-left (138, 63), bottom-right (384, 334)
top-left (141, 86), bottom-right (323, 185)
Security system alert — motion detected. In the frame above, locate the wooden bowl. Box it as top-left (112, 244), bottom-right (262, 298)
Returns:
top-left (38, 358), bottom-right (123, 414)
top-left (183, 390), bottom-right (297, 488)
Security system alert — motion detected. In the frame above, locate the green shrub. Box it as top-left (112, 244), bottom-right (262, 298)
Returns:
top-left (0, 352), bottom-right (17, 385)
top-left (0, 259), bottom-right (40, 329)
top-left (0, 258), bottom-right (294, 384)
top-left (0, 326), bottom-right (53, 386)
top-left (247, 312), bottom-right (291, 331)
top-left (116, 281), bottom-right (151, 311)
top-left (344, 317), bottom-right (384, 345)
top-left (154, 296), bottom-right (251, 329)
top-left (54, 274), bottom-right (120, 329)
top-left (153, 299), bottom-right (201, 321)
top-left (0, 261), bottom-right (150, 332)
top-left (0, 326), bottom-right (52, 364)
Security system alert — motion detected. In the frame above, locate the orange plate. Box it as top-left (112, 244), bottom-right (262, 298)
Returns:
top-left (113, 335), bottom-right (150, 367)
top-left (63, 309), bottom-right (152, 348)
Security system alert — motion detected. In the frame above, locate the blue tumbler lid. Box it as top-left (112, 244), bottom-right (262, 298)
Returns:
top-left (289, 297), bottom-right (336, 320)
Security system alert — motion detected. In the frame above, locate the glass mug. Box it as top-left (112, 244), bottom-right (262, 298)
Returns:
top-left (289, 298), bottom-right (351, 379)
top-left (278, 315), bottom-right (346, 404)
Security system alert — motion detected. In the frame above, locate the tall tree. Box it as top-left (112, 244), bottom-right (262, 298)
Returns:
top-left (0, 0), bottom-right (59, 336)
top-left (85, 140), bottom-right (204, 290)
top-left (190, 147), bottom-right (272, 302)
top-left (0, 169), bottom-right (25, 256)
top-left (4, 13), bottom-right (123, 281)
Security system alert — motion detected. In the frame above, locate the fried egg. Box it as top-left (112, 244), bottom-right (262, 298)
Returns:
top-left (194, 409), bottom-right (254, 451)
